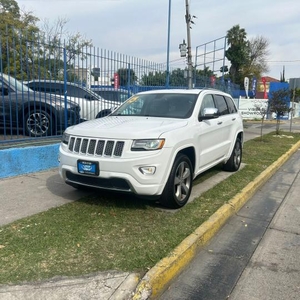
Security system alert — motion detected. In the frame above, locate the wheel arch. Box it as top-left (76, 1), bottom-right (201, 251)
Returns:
top-left (176, 146), bottom-right (196, 174)
top-left (20, 102), bottom-right (56, 126)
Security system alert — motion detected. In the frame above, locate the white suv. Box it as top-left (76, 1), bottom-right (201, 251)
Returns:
top-left (59, 89), bottom-right (244, 208)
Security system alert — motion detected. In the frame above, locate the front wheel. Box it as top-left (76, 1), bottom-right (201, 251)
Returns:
top-left (159, 154), bottom-right (193, 209)
top-left (223, 137), bottom-right (242, 172)
top-left (24, 110), bottom-right (52, 137)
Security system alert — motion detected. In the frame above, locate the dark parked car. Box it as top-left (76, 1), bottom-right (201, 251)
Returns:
top-left (0, 74), bottom-right (80, 137)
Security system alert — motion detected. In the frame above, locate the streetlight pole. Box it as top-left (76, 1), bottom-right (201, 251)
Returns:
top-left (166, 0), bottom-right (171, 88)
top-left (185, 0), bottom-right (193, 89)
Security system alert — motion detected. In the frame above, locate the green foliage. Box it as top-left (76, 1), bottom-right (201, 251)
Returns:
top-left (140, 67), bottom-right (214, 87)
top-left (268, 88), bottom-right (291, 134)
top-left (292, 88), bottom-right (300, 103)
top-left (225, 25), bottom-right (249, 86)
top-left (1, 2), bottom-right (93, 81)
top-left (117, 68), bottom-right (137, 86)
top-left (225, 24), bottom-right (270, 87)
top-left (140, 70), bottom-right (166, 86)
top-left (0, 0), bottom-right (40, 79)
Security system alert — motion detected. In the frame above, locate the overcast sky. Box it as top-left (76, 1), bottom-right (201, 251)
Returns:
top-left (18, 0), bottom-right (300, 80)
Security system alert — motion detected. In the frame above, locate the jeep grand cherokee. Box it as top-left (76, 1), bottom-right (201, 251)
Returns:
top-left (59, 89), bottom-right (243, 208)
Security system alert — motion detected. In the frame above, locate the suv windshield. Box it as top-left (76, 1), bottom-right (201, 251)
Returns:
top-left (111, 93), bottom-right (198, 119)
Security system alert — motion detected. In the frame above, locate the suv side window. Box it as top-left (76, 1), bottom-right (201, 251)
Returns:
top-left (214, 94), bottom-right (229, 115)
top-left (67, 86), bottom-right (94, 100)
top-left (225, 96), bottom-right (237, 114)
top-left (199, 94), bottom-right (215, 116)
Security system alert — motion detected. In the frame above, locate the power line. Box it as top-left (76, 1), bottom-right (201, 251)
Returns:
top-left (266, 59), bottom-right (300, 63)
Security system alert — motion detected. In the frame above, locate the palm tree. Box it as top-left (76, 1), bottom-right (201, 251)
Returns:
top-left (225, 25), bottom-right (249, 86)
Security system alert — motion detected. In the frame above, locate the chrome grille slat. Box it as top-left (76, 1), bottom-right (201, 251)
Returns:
top-left (105, 141), bottom-right (114, 156)
top-left (74, 138), bottom-right (81, 152)
top-left (81, 139), bottom-right (88, 153)
top-left (96, 141), bottom-right (105, 155)
top-left (88, 139), bottom-right (97, 155)
top-left (114, 141), bottom-right (124, 156)
top-left (68, 136), bottom-right (124, 157)
top-left (69, 137), bottom-right (75, 151)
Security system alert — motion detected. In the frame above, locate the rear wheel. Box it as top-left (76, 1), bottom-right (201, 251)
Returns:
top-left (159, 154), bottom-right (193, 209)
top-left (223, 137), bottom-right (242, 172)
top-left (24, 110), bottom-right (52, 137)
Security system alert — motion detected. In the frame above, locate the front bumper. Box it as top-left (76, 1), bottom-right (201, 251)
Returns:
top-left (58, 145), bottom-right (173, 196)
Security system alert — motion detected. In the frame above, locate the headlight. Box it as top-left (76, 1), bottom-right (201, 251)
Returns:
top-left (62, 132), bottom-right (70, 145)
top-left (131, 139), bottom-right (165, 151)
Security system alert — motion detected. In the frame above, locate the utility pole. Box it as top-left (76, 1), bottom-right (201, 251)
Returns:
top-left (185, 0), bottom-right (193, 89)
top-left (166, 0), bottom-right (171, 88)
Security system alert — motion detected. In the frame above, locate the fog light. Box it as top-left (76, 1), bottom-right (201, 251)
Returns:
top-left (139, 166), bottom-right (156, 175)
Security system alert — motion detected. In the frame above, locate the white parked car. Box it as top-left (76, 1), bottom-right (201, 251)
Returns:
top-left (59, 89), bottom-right (244, 208)
top-left (25, 80), bottom-right (119, 121)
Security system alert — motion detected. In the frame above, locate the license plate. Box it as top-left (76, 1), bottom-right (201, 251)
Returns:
top-left (77, 160), bottom-right (99, 176)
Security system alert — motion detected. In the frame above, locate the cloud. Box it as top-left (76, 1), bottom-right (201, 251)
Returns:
top-left (17, 0), bottom-right (300, 79)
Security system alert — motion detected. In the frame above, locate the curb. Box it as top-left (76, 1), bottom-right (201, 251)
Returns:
top-left (0, 144), bottom-right (59, 179)
top-left (132, 140), bottom-right (300, 300)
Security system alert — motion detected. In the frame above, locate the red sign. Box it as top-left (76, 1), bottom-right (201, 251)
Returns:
top-left (261, 77), bottom-right (267, 99)
top-left (210, 76), bottom-right (216, 87)
top-left (114, 73), bottom-right (119, 89)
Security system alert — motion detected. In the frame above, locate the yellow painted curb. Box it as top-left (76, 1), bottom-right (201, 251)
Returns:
top-left (132, 140), bottom-right (300, 300)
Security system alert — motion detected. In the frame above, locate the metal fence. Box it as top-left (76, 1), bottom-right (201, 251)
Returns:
top-left (1, 27), bottom-right (239, 145)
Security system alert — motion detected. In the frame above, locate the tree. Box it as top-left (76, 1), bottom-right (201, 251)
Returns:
top-left (117, 68), bottom-right (137, 86)
top-left (0, 0), bottom-right (40, 78)
top-left (140, 71), bottom-right (166, 86)
top-left (243, 35), bottom-right (270, 80)
top-left (268, 88), bottom-right (291, 134)
top-left (225, 25), bottom-right (249, 86)
top-left (254, 103), bottom-right (268, 141)
top-left (39, 17), bottom-right (93, 80)
top-left (225, 25), bottom-right (270, 88)
top-left (280, 66), bottom-right (286, 82)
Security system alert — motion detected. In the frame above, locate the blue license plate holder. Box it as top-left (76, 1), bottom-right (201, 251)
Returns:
top-left (77, 160), bottom-right (99, 176)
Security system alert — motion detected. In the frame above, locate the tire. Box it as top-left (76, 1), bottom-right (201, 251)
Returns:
top-left (24, 110), bottom-right (52, 137)
top-left (223, 137), bottom-right (242, 172)
top-left (159, 153), bottom-right (193, 209)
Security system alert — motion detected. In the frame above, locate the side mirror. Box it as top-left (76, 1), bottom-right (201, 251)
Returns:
top-left (198, 107), bottom-right (219, 121)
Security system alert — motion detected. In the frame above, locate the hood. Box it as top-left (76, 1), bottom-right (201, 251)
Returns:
top-left (67, 116), bottom-right (189, 139)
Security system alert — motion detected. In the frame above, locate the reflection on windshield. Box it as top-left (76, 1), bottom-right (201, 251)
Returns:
top-left (111, 93), bottom-right (197, 119)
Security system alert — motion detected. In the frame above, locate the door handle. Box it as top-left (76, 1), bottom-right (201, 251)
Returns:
top-left (217, 121), bottom-right (223, 125)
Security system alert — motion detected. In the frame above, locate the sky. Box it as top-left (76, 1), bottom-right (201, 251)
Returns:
top-left (17, 0), bottom-right (300, 81)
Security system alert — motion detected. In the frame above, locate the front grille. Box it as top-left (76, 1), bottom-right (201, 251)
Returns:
top-left (68, 136), bottom-right (125, 157)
